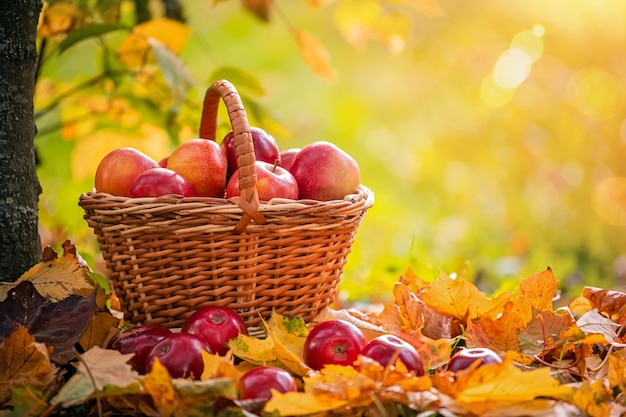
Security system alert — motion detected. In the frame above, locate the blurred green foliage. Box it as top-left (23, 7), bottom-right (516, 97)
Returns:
top-left (35, 0), bottom-right (626, 304)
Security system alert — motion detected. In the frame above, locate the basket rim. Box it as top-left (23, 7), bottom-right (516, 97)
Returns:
top-left (79, 184), bottom-right (374, 214)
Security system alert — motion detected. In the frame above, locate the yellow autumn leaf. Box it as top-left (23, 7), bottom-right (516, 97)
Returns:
top-left (421, 272), bottom-right (510, 321)
top-left (0, 256), bottom-right (94, 302)
top-left (142, 358), bottom-right (180, 417)
top-left (609, 350), bottom-right (626, 394)
top-left (119, 18), bottom-right (190, 68)
top-left (292, 29), bottom-right (337, 83)
top-left (454, 360), bottom-right (573, 413)
top-left (0, 326), bottom-right (57, 405)
top-left (263, 312), bottom-right (310, 376)
top-left (200, 351), bottom-right (240, 381)
top-left (513, 267), bottom-right (558, 326)
top-left (569, 379), bottom-right (613, 417)
top-left (265, 391), bottom-right (348, 416)
top-left (228, 333), bottom-right (277, 364)
top-left (37, 2), bottom-right (86, 38)
top-left (71, 124), bottom-right (170, 181)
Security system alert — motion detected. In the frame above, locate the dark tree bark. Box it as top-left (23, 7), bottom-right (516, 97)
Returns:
top-left (0, 0), bottom-right (43, 282)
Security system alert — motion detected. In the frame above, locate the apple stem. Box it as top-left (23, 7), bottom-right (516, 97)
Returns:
top-left (272, 159), bottom-right (279, 173)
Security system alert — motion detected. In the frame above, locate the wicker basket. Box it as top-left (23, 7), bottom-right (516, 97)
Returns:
top-left (79, 80), bottom-right (374, 330)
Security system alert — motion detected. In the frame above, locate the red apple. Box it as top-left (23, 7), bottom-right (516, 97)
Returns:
top-left (225, 161), bottom-right (298, 202)
top-left (107, 325), bottom-right (172, 374)
top-left (289, 141), bottom-right (360, 201)
top-left (360, 334), bottom-right (425, 376)
top-left (158, 156), bottom-right (169, 168)
top-left (447, 348), bottom-right (502, 372)
top-left (167, 139), bottom-right (228, 197)
top-left (279, 148), bottom-right (300, 172)
top-left (128, 167), bottom-right (198, 198)
top-left (222, 127), bottom-right (280, 180)
top-left (95, 148), bottom-right (159, 197)
top-left (239, 366), bottom-right (297, 400)
top-left (303, 320), bottom-right (367, 370)
top-left (181, 306), bottom-right (248, 356)
top-left (145, 333), bottom-right (213, 380)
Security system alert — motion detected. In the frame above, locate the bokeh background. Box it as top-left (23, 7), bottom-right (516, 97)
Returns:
top-left (35, 0), bottom-right (626, 304)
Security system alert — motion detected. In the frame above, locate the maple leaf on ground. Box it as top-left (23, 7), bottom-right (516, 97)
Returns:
top-left (0, 326), bottom-right (58, 407)
top-left (433, 359), bottom-right (573, 415)
top-left (420, 271), bottom-right (512, 322)
top-left (229, 311), bottom-right (310, 377)
top-left (518, 309), bottom-right (575, 358)
top-left (51, 346), bottom-right (141, 407)
top-left (0, 281), bottom-right (99, 365)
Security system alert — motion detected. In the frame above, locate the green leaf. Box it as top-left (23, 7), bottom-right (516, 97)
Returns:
top-left (59, 23), bottom-right (128, 54)
top-left (148, 37), bottom-right (194, 108)
top-left (209, 66), bottom-right (265, 96)
top-left (1, 386), bottom-right (48, 417)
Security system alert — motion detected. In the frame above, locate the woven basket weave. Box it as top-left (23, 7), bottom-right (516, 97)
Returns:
top-left (79, 80), bottom-right (374, 330)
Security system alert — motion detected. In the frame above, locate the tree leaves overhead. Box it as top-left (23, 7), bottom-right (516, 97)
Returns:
top-left (292, 29), bottom-right (337, 83)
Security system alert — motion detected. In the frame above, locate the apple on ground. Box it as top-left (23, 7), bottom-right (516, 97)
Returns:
top-left (107, 325), bottom-right (172, 374)
top-left (95, 147), bottom-right (159, 197)
top-left (222, 126), bottom-right (280, 180)
top-left (239, 366), bottom-right (297, 400)
top-left (128, 167), bottom-right (198, 198)
top-left (225, 160), bottom-right (298, 202)
top-left (158, 156), bottom-right (169, 168)
top-left (303, 320), bottom-right (367, 370)
top-left (181, 306), bottom-right (248, 356)
top-left (289, 141), bottom-right (360, 201)
top-left (360, 334), bottom-right (425, 376)
top-left (167, 138), bottom-right (228, 197)
top-left (145, 332), bottom-right (213, 380)
top-left (279, 148), bottom-right (300, 172)
top-left (447, 347), bottom-right (502, 372)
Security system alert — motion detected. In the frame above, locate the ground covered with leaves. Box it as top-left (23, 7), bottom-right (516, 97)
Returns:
top-left (1, 242), bottom-right (625, 416)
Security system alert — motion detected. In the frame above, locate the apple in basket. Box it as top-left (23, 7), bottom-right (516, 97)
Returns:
top-left (95, 147), bottom-right (159, 197)
top-left (289, 141), bottom-right (360, 201)
top-left (225, 160), bottom-right (299, 202)
top-left (279, 148), bottom-right (300, 172)
top-left (222, 126), bottom-right (281, 181)
top-left (167, 138), bottom-right (228, 197)
top-left (128, 167), bottom-right (198, 198)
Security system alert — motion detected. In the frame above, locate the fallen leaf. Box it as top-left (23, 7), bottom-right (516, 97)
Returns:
top-left (265, 391), bottom-right (348, 416)
top-left (51, 347), bottom-right (141, 407)
top-left (0, 281), bottom-right (100, 364)
top-left (518, 309), bottom-right (575, 357)
top-left (576, 309), bottom-right (624, 346)
top-left (0, 256), bottom-right (94, 302)
top-left (0, 326), bottom-right (57, 406)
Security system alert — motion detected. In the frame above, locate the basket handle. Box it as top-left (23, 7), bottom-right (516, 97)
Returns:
top-left (199, 80), bottom-right (265, 232)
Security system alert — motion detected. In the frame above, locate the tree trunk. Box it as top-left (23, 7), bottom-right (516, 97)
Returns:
top-left (0, 0), bottom-right (43, 282)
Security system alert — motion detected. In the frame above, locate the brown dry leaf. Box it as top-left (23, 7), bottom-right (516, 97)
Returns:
top-left (292, 29), bottom-right (337, 83)
top-left (582, 286), bottom-right (626, 323)
top-left (0, 326), bottom-right (57, 406)
top-left (119, 18), bottom-right (190, 68)
top-left (242, 0), bottom-right (271, 21)
top-left (518, 309), bottom-right (575, 357)
top-left (466, 300), bottom-right (520, 352)
top-left (0, 256), bottom-right (94, 302)
top-left (37, 1), bottom-right (86, 38)
top-left (79, 310), bottom-right (120, 351)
